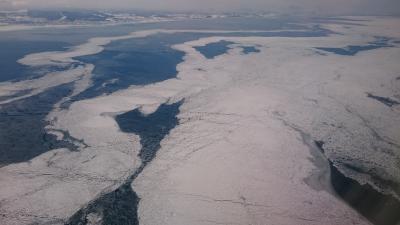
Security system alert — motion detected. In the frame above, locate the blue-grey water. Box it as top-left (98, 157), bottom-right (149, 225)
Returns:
top-left (0, 82), bottom-right (78, 166)
top-left (316, 37), bottom-right (393, 56)
top-left (0, 40), bottom-right (69, 82)
top-left (71, 33), bottom-right (205, 101)
top-left (241, 46), bottom-right (261, 54)
top-left (194, 40), bottom-right (235, 59)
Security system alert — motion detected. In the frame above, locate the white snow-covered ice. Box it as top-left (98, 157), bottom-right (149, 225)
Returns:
top-left (0, 17), bottom-right (399, 225)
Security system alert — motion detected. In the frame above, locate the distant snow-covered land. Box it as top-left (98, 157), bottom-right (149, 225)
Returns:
top-left (0, 9), bottom-right (249, 32)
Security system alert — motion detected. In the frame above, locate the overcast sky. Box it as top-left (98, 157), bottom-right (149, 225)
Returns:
top-left (1, 0), bottom-right (399, 15)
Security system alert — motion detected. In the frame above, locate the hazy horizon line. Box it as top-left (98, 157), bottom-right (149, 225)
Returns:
top-left (1, 6), bottom-right (400, 17)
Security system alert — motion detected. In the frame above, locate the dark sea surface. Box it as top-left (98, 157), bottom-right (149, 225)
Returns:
top-left (71, 33), bottom-right (207, 101)
top-left (0, 40), bottom-right (69, 82)
top-left (0, 83), bottom-right (78, 166)
top-left (194, 40), bottom-right (236, 59)
top-left (316, 37), bottom-right (393, 56)
top-left (241, 46), bottom-right (261, 54)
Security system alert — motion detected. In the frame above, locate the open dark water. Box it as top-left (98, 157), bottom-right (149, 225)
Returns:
top-left (0, 83), bottom-right (78, 166)
top-left (241, 46), bottom-right (261, 54)
top-left (194, 40), bottom-right (236, 59)
top-left (0, 40), bottom-right (69, 82)
top-left (71, 33), bottom-right (206, 101)
top-left (194, 41), bottom-right (261, 59)
top-left (316, 37), bottom-right (393, 56)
